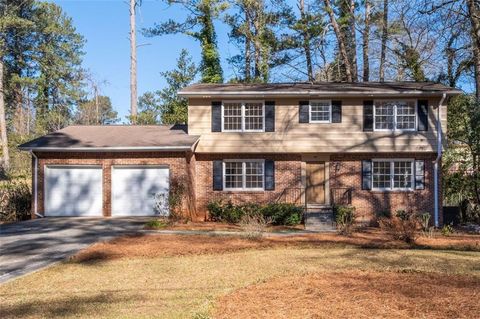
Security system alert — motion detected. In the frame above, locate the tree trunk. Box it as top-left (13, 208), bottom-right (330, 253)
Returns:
top-left (0, 59), bottom-right (9, 172)
top-left (130, 0), bottom-right (138, 123)
top-left (324, 0), bottom-right (353, 82)
top-left (467, 0), bottom-right (480, 98)
top-left (379, 0), bottom-right (388, 82)
top-left (299, 0), bottom-right (313, 81)
top-left (348, 0), bottom-right (358, 81)
top-left (363, 0), bottom-right (370, 82)
top-left (244, 9), bottom-right (251, 81)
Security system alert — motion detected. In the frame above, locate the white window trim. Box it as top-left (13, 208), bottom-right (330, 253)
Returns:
top-left (309, 100), bottom-right (332, 123)
top-left (223, 159), bottom-right (265, 191)
top-left (372, 159), bottom-right (415, 191)
top-left (221, 100), bottom-right (265, 132)
top-left (373, 99), bottom-right (417, 132)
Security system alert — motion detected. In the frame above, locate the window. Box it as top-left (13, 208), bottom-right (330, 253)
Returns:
top-left (374, 100), bottom-right (416, 131)
top-left (372, 160), bottom-right (414, 190)
top-left (224, 160), bottom-right (264, 190)
top-left (310, 100), bottom-right (331, 123)
top-left (222, 101), bottom-right (264, 132)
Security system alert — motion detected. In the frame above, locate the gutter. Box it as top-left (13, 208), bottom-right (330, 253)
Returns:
top-left (434, 93), bottom-right (447, 227)
top-left (30, 151), bottom-right (42, 218)
top-left (178, 91), bottom-right (462, 98)
top-left (18, 145), bottom-right (195, 152)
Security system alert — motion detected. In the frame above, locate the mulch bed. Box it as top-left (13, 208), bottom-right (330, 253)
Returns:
top-left (214, 271), bottom-right (480, 319)
top-left (71, 229), bottom-right (480, 263)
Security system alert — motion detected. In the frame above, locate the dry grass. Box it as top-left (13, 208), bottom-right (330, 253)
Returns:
top-left (1, 232), bottom-right (479, 318)
top-left (215, 271), bottom-right (480, 319)
top-left (147, 220), bottom-right (305, 232)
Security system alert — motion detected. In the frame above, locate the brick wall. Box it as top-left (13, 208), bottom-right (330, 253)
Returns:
top-left (34, 151), bottom-right (441, 225)
top-left (330, 153), bottom-right (439, 224)
top-left (34, 151), bottom-right (201, 220)
top-left (194, 154), bottom-right (303, 219)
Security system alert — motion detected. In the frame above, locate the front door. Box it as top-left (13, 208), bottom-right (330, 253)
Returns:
top-left (306, 162), bottom-right (326, 205)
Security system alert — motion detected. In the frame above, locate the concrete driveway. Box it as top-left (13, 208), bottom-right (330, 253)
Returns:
top-left (0, 217), bottom-right (148, 284)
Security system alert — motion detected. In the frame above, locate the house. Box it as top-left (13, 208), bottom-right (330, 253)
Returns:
top-left (19, 82), bottom-right (462, 227)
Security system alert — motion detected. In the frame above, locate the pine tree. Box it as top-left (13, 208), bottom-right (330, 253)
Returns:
top-left (145, 0), bottom-right (223, 83)
top-left (136, 49), bottom-right (197, 124)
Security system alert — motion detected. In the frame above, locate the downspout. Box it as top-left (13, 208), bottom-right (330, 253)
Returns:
top-left (30, 151), bottom-right (42, 218)
top-left (434, 93), bottom-right (446, 227)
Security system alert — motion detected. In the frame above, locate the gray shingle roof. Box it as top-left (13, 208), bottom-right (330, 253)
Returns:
top-left (179, 81), bottom-right (462, 97)
top-left (19, 125), bottom-right (199, 151)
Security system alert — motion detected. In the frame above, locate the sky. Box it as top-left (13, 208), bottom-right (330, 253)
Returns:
top-left (52, 0), bottom-right (237, 122)
top-left (52, 0), bottom-right (473, 123)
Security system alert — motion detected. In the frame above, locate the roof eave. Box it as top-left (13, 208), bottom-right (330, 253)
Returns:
top-left (178, 90), bottom-right (463, 98)
top-left (18, 145), bottom-right (195, 152)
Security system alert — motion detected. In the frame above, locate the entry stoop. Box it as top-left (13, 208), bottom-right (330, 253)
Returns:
top-left (304, 205), bottom-right (336, 232)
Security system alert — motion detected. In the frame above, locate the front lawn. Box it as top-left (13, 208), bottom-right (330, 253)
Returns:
top-left (0, 232), bottom-right (479, 318)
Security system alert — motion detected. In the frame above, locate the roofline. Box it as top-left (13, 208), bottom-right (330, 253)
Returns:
top-left (18, 145), bottom-right (195, 152)
top-left (178, 90), bottom-right (463, 98)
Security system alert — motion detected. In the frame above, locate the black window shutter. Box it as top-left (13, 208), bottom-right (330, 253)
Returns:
top-left (299, 101), bottom-right (309, 123)
top-left (211, 101), bottom-right (222, 132)
top-left (331, 100), bottom-right (342, 123)
top-left (213, 160), bottom-right (223, 190)
top-left (264, 160), bottom-right (275, 190)
top-left (415, 160), bottom-right (425, 190)
top-left (362, 160), bottom-right (372, 190)
top-left (363, 100), bottom-right (374, 131)
top-left (417, 100), bottom-right (428, 131)
top-left (265, 101), bottom-right (275, 132)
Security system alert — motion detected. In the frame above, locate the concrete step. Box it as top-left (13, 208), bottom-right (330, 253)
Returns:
top-left (304, 211), bottom-right (336, 232)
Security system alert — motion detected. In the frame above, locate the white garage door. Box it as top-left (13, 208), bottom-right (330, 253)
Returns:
top-left (111, 166), bottom-right (170, 216)
top-left (45, 166), bottom-right (103, 217)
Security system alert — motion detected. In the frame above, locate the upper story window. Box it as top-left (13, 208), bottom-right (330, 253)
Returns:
top-left (309, 100), bottom-right (331, 123)
top-left (372, 160), bottom-right (414, 190)
top-left (222, 101), bottom-right (264, 132)
top-left (224, 160), bottom-right (264, 190)
top-left (374, 100), bottom-right (416, 131)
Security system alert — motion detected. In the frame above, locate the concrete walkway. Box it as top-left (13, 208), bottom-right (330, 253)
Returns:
top-left (0, 217), bottom-right (148, 284)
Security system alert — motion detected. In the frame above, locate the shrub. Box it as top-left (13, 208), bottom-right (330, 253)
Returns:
top-left (206, 200), bottom-right (260, 224)
top-left (239, 214), bottom-right (271, 240)
top-left (144, 219), bottom-right (168, 229)
top-left (260, 203), bottom-right (303, 226)
top-left (206, 201), bottom-right (303, 226)
top-left (334, 205), bottom-right (356, 235)
top-left (419, 213), bottom-right (434, 238)
top-left (379, 209), bottom-right (420, 244)
top-left (0, 180), bottom-right (31, 222)
top-left (441, 223), bottom-right (455, 236)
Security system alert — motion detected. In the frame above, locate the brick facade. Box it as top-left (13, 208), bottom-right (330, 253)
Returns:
top-left (33, 151), bottom-right (441, 225)
top-left (33, 151), bottom-right (200, 220)
top-left (330, 153), bottom-right (440, 225)
top-left (194, 154), bottom-right (303, 219)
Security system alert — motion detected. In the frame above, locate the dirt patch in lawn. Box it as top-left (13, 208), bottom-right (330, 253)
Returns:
top-left (71, 230), bottom-right (480, 263)
top-left (214, 271), bottom-right (480, 319)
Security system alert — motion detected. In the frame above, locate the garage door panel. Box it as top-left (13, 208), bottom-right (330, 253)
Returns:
top-left (111, 166), bottom-right (169, 216)
top-left (45, 166), bottom-right (103, 217)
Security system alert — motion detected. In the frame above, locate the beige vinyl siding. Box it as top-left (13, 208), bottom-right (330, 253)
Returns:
top-left (188, 97), bottom-right (447, 153)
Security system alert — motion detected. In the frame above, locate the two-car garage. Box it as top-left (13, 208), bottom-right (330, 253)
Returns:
top-left (44, 165), bottom-right (170, 217)
top-left (19, 125), bottom-right (198, 219)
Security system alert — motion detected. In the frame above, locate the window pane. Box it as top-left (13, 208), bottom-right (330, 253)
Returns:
top-left (375, 102), bottom-right (394, 130)
top-left (372, 161), bottom-right (391, 189)
top-left (245, 161), bottom-right (264, 189)
top-left (396, 101), bottom-right (416, 130)
top-left (223, 103), bottom-right (242, 131)
top-left (393, 161), bottom-right (413, 188)
top-left (224, 162), bottom-right (243, 189)
top-left (244, 103), bottom-right (264, 131)
top-left (310, 101), bottom-right (330, 122)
